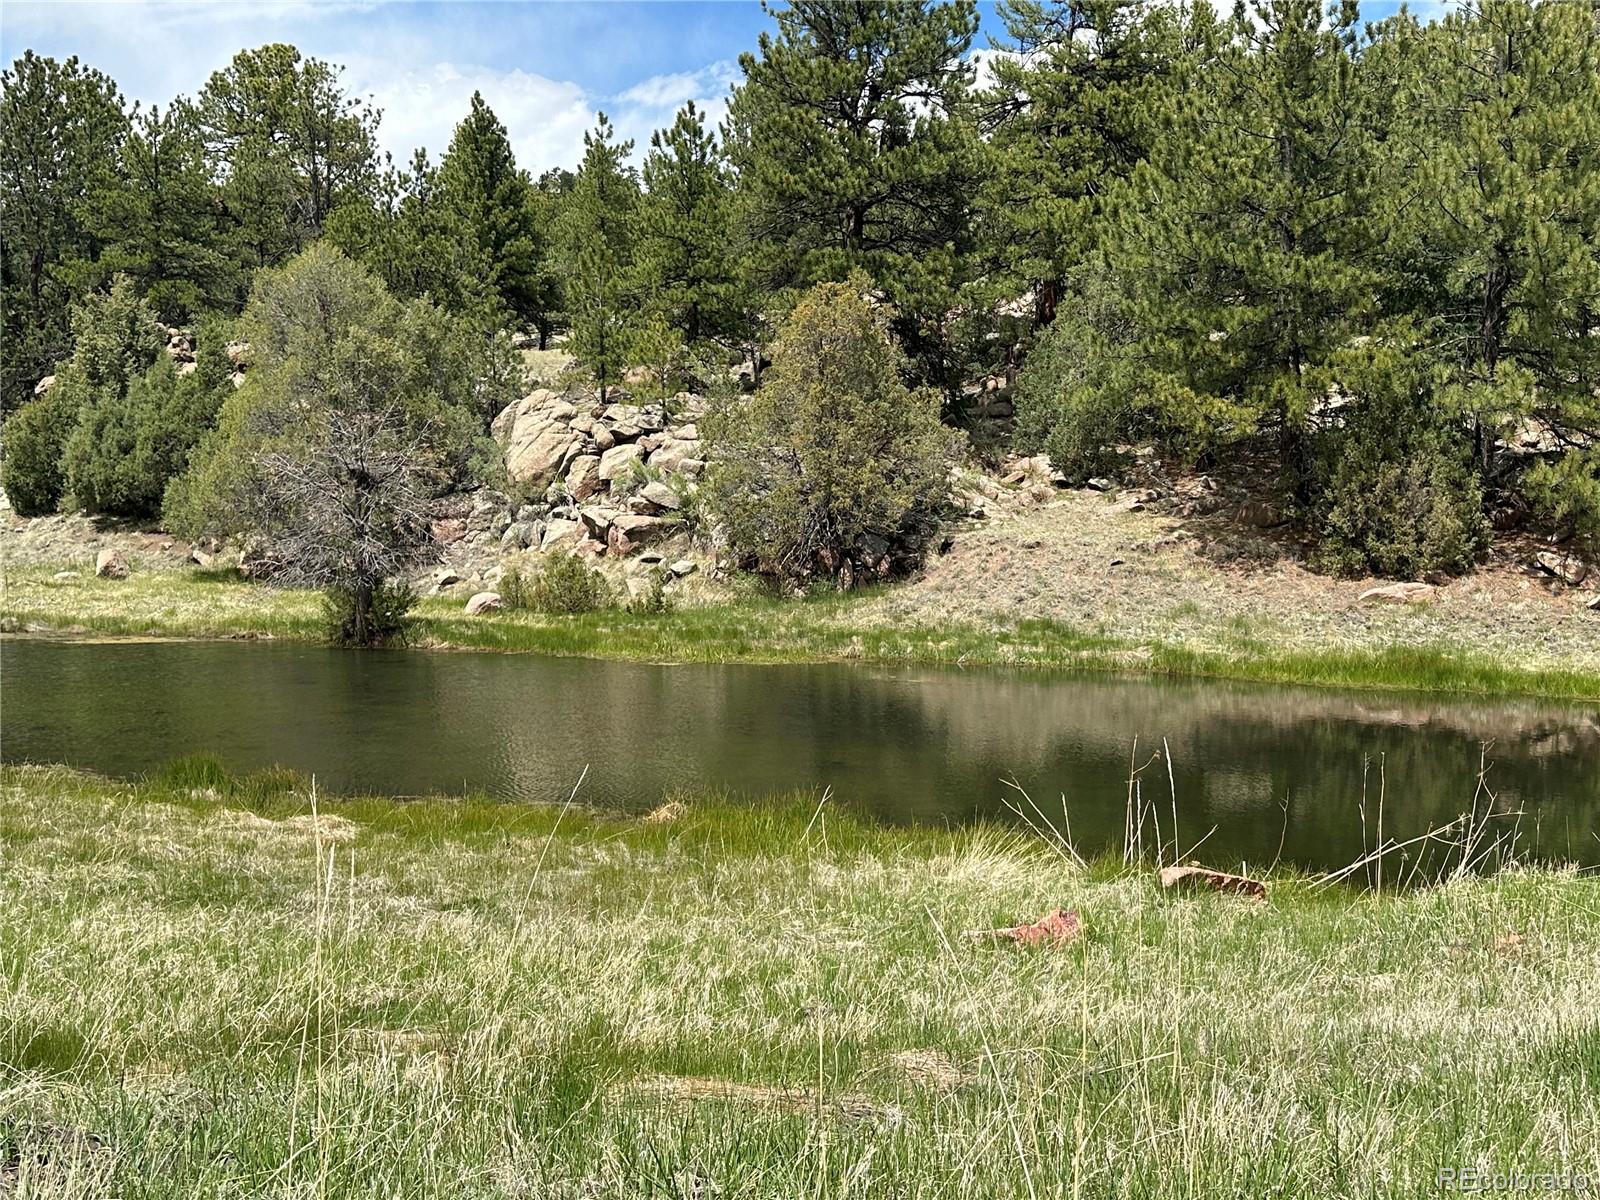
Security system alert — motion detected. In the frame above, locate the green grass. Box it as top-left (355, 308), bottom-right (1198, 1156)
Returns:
top-left (2, 761), bottom-right (1597, 1197)
top-left (4, 565), bottom-right (1599, 700)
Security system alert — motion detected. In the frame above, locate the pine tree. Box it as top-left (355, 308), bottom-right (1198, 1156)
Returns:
top-left (979, 0), bottom-right (1205, 326)
top-left (0, 51), bottom-right (127, 412)
top-left (86, 101), bottom-right (237, 323)
top-left (436, 93), bottom-right (555, 331)
top-left (726, 0), bottom-right (981, 378)
top-left (560, 114), bottom-right (638, 401)
top-left (1406, 0), bottom-right (1600, 535)
top-left (1109, 0), bottom-right (1386, 495)
top-left (331, 149), bottom-right (500, 322)
top-left (196, 44), bottom-right (378, 279)
top-left (635, 101), bottom-right (739, 353)
top-left (526, 170), bottom-right (573, 349)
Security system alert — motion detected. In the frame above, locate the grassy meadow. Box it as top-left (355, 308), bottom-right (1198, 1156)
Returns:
top-left (2, 761), bottom-right (1598, 1197)
top-left (5, 565), bottom-right (1599, 701)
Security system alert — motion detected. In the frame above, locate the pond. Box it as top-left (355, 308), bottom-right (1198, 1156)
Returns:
top-left (3, 636), bottom-right (1597, 870)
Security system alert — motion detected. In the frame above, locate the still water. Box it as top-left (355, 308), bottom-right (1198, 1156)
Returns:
top-left (3, 637), bottom-right (1596, 869)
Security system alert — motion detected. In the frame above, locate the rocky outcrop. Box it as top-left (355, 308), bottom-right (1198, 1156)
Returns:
top-left (566, 454), bottom-right (602, 500)
top-left (637, 481), bottom-right (682, 511)
top-left (597, 442), bottom-right (643, 483)
top-left (493, 391), bottom-right (584, 487)
top-left (495, 389), bottom-right (694, 487)
top-left (464, 591), bottom-right (502, 615)
top-left (462, 387), bottom-right (705, 575)
top-left (607, 513), bottom-right (671, 556)
top-left (95, 549), bottom-right (128, 579)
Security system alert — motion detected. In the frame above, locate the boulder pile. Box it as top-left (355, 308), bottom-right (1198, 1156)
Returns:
top-left (482, 388), bottom-right (705, 556)
top-left (491, 388), bottom-right (706, 496)
top-left (426, 388), bottom-right (711, 593)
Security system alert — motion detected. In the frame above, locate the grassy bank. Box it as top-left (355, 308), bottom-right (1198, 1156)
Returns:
top-left (4, 565), bottom-right (1600, 700)
top-left (1, 762), bottom-right (1596, 1197)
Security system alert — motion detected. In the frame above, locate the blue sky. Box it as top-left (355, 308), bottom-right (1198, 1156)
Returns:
top-left (3, 1), bottom-right (1431, 173)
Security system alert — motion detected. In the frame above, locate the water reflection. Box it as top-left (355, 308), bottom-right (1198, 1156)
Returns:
top-left (3, 637), bottom-right (1596, 869)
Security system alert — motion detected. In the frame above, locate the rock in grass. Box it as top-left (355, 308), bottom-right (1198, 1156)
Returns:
top-left (464, 591), bottom-right (502, 615)
top-left (1359, 581), bottom-right (1436, 604)
top-left (964, 908), bottom-right (1083, 946)
top-left (1534, 551), bottom-right (1588, 587)
top-left (1159, 864), bottom-right (1267, 900)
top-left (94, 549), bottom-right (128, 579)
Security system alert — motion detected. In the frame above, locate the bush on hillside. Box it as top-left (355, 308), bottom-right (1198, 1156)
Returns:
top-left (1013, 269), bottom-right (1140, 482)
top-left (64, 275), bottom-right (167, 392)
top-left (703, 276), bottom-right (957, 586)
top-left (62, 349), bottom-right (229, 519)
top-left (1, 383), bottom-right (81, 516)
top-left (1, 277), bottom-right (168, 517)
top-left (1313, 351), bottom-right (1487, 579)
top-left (502, 553), bottom-right (613, 614)
top-left (1523, 451), bottom-right (1600, 547)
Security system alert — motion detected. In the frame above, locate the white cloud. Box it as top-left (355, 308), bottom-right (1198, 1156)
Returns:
top-left (2, 2), bottom-right (747, 175)
top-left (967, 47), bottom-right (1019, 94)
top-left (607, 60), bottom-right (740, 157)
top-left (344, 57), bottom-right (741, 174)
top-left (615, 60), bottom-right (739, 111)
top-left (346, 58), bottom-right (594, 173)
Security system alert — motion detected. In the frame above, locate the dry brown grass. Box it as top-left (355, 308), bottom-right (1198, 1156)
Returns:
top-left (859, 487), bottom-right (1600, 676)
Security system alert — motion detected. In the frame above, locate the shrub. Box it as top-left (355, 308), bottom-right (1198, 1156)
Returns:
top-left (1523, 451), bottom-right (1600, 547)
top-left (625, 567), bottom-right (673, 614)
top-left (504, 553), bottom-right (612, 613)
top-left (1013, 269), bottom-right (1139, 482)
top-left (498, 565), bottom-right (533, 610)
top-left (702, 276), bottom-right (958, 586)
top-left (3, 276), bottom-right (168, 517)
top-left (1, 382), bottom-right (81, 515)
top-left (1313, 353), bottom-right (1487, 580)
top-left (62, 353), bottom-right (227, 519)
top-left (65, 275), bottom-right (166, 391)
top-left (322, 580), bottom-right (416, 646)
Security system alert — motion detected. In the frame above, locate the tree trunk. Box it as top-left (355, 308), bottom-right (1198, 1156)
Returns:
top-left (1279, 416), bottom-right (1311, 508)
top-left (352, 580), bottom-right (373, 646)
top-left (848, 204), bottom-right (866, 254)
top-left (1034, 277), bottom-right (1060, 327)
top-left (1477, 250), bottom-right (1511, 478)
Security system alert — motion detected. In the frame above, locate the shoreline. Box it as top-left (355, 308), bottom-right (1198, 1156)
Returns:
top-left (4, 564), bottom-right (1599, 701)
top-left (2, 761), bottom-right (1596, 1196)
